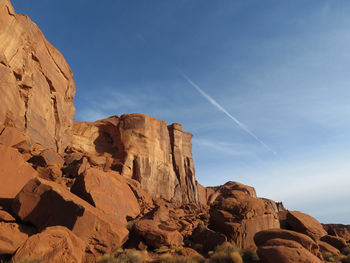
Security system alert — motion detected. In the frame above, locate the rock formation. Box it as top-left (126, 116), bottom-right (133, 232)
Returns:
top-left (0, 1), bottom-right (349, 262)
top-left (71, 115), bottom-right (200, 204)
top-left (0, 0), bottom-right (75, 153)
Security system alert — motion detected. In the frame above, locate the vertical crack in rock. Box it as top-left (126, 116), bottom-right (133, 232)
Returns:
top-left (51, 96), bottom-right (60, 152)
top-left (18, 82), bottom-right (31, 130)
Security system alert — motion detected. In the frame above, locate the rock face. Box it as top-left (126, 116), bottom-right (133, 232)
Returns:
top-left (208, 181), bottom-right (280, 249)
top-left (254, 229), bottom-right (322, 263)
top-left (71, 115), bottom-right (199, 204)
top-left (286, 211), bottom-right (327, 240)
top-left (13, 226), bottom-right (86, 263)
top-left (12, 177), bottom-right (129, 256)
top-left (0, 144), bottom-right (37, 199)
top-left (0, 0), bottom-right (75, 152)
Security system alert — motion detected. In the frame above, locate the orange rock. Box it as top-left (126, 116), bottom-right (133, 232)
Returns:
top-left (0, 126), bottom-right (28, 147)
top-left (71, 114), bottom-right (200, 204)
top-left (254, 229), bottom-right (321, 257)
top-left (133, 206), bottom-right (183, 248)
top-left (71, 168), bottom-right (140, 221)
top-left (0, 144), bottom-right (37, 199)
top-left (191, 224), bottom-right (227, 252)
top-left (320, 235), bottom-right (348, 251)
top-left (317, 240), bottom-right (340, 255)
top-left (209, 182), bottom-right (280, 249)
top-left (323, 224), bottom-right (350, 242)
top-left (257, 238), bottom-right (322, 263)
top-left (287, 211), bottom-right (327, 240)
top-left (13, 226), bottom-right (86, 263)
top-left (0, 0), bottom-right (75, 152)
top-left (0, 210), bottom-right (15, 222)
top-left (0, 221), bottom-right (35, 255)
top-left (12, 177), bottom-right (129, 256)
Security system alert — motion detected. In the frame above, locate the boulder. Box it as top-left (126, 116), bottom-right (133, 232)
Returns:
top-left (0, 221), bottom-right (35, 255)
top-left (133, 206), bottom-right (183, 248)
top-left (71, 114), bottom-right (200, 204)
top-left (257, 238), bottom-right (322, 263)
top-left (320, 235), bottom-right (348, 251)
top-left (254, 229), bottom-right (323, 263)
top-left (191, 224), bottom-right (227, 252)
top-left (209, 182), bottom-right (280, 249)
top-left (12, 177), bottom-right (129, 255)
top-left (286, 211), bottom-right (327, 240)
top-left (0, 0), bottom-right (75, 152)
top-left (13, 226), bottom-right (86, 263)
top-left (317, 240), bottom-right (340, 255)
top-left (0, 144), bottom-right (37, 199)
top-left (71, 167), bottom-right (140, 221)
top-left (323, 224), bottom-right (350, 242)
top-left (254, 229), bottom-right (321, 257)
top-left (0, 126), bottom-right (28, 147)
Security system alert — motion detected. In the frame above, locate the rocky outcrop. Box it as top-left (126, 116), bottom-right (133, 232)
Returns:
top-left (0, 0), bottom-right (75, 152)
top-left (323, 224), bottom-right (350, 242)
top-left (286, 211), bottom-right (327, 240)
top-left (71, 114), bottom-right (200, 204)
top-left (13, 226), bottom-right (86, 263)
top-left (320, 235), bottom-right (348, 251)
top-left (254, 229), bottom-right (323, 263)
top-left (12, 177), bottom-right (129, 256)
top-left (208, 181), bottom-right (280, 249)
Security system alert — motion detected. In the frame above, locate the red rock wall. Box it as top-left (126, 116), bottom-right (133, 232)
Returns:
top-left (71, 114), bottom-right (200, 204)
top-left (0, 0), bottom-right (75, 152)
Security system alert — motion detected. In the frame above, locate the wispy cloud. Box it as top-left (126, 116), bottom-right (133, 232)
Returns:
top-left (180, 71), bottom-right (276, 155)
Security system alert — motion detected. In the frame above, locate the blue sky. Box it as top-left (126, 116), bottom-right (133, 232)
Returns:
top-left (12, 0), bottom-right (350, 223)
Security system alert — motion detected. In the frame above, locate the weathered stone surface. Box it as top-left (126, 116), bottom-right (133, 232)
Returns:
top-left (133, 206), bottom-right (183, 249)
top-left (287, 211), bottom-right (327, 240)
top-left (0, 126), bottom-right (28, 147)
top-left (0, 144), bottom-right (37, 199)
top-left (71, 114), bottom-right (200, 204)
top-left (71, 167), bottom-right (140, 221)
top-left (257, 239), bottom-right (322, 263)
top-left (254, 229), bottom-right (322, 263)
top-left (254, 229), bottom-right (321, 257)
top-left (209, 182), bottom-right (280, 249)
top-left (0, 0), bottom-right (75, 152)
top-left (12, 177), bottom-right (129, 255)
top-left (323, 224), bottom-right (350, 242)
top-left (13, 226), bottom-right (86, 263)
top-left (0, 209), bottom-right (15, 222)
top-left (320, 235), bottom-right (348, 251)
top-left (317, 240), bottom-right (340, 255)
top-left (191, 224), bottom-right (227, 252)
top-left (0, 221), bottom-right (35, 255)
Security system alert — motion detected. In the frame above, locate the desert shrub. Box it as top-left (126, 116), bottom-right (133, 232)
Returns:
top-left (322, 251), bottom-right (336, 262)
top-left (341, 255), bottom-right (350, 263)
top-left (208, 242), bottom-right (243, 263)
top-left (97, 250), bottom-right (142, 263)
top-left (242, 249), bottom-right (259, 262)
top-left (158, 253), bottom-right (200, 263)
top-left (342, 247), bottom-right (350, 256)
top-left (193, 243), bottom-right (204, 254)
top-left (156, 246), bottom-right (170, 254)
top-left (209, 251), bottom-right (243, 263)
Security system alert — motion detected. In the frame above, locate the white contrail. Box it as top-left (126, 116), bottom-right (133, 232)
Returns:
top-left (180, 71), bottom-right (277, 155)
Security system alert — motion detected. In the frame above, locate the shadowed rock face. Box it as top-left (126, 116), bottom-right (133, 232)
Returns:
top-left (0, 0), bottom-right (75, 152)
top-left (71, 114), bottom-right (200, 204)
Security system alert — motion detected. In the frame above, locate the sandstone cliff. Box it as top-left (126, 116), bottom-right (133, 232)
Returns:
top-left (0, 0), bottom-right (75, 152)
top-left (71, 114), bottom-right (200, 204)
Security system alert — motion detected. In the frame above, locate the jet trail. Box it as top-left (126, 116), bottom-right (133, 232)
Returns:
top-left (180, 72), bottom-right (276, 155)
